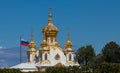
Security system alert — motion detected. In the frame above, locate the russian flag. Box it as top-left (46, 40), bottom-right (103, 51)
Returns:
top-left (21, 39), bottom-right (29, 46)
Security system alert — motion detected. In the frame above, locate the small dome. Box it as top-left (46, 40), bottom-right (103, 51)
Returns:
top-left (42, 23), bottom-right (59, 33)
top-left (27, 32), bottom-right (36, 52)
top-left (64, 32), bottom-right (74, 52)
top-left (28, 41), bottom-right (36, 48)
top-left (64, 33), bottom-right (72, 48)
top-left (64, 40), bottom-right (72, 48)
top-left (42, 13), bottom-right (59, 34)
top-left (41, 39), bottom-right (47, 47)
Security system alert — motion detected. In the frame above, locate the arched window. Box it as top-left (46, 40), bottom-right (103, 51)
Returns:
top-left (55, 54), bottom-right (60, 60)
top-left (51, 38), bottom-right (53, 43)
top-left (47, 38), bottom-right (49, 43)
top-left (40, 53), bottom-right (42, 60)
top-left (69, 54), bottom-right (72, 61)
top-left (45, 53), bottom-right (47, 60)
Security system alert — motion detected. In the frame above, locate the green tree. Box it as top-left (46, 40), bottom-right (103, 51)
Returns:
top-left (94, 54), bottom-right (104, 65)
top-left (76, 45), bottom-right (96, 65)
top-left (0, 68), bottom-right (21, 73)
top-left (102, 41), bottom-right (120, 63)
top-left (95, 62), bottom-right (120, 73)
top-left (46, 67), bottom-right (67, 73)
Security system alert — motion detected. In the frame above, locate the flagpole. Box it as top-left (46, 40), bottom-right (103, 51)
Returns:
top-left (20, 36), bottom-right (22, 63)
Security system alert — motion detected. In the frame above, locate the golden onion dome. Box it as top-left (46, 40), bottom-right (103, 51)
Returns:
top-left (28, 32), bottom-right (36, 49)
top-left (28, 41), bottom-right (36, 48)
top-left (41, 39), bottom-right (48, 47)
top-left (64, 32), bottom-right (73, 51)
top-left (64, 40), bottom-right (72, 48)
top-left (42, 13), bottom-right (59, 34)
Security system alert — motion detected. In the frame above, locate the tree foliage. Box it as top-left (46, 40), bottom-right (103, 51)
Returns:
top-left (0, 63), bottom-right (120, 73)
top-left (95, 62), bottom-right (120, 73)
top-left (93, 54), bottom-right (104, 66)
top-left (0, 68), bottom-right (21, 73)
top-left (76, 45), bottom-right (96, 65)
top-left (102, 41), bottom-right (120, 63)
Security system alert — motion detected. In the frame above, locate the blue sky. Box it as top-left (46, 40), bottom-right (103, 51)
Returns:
top-left (0, 0), bottom-right (120, 67)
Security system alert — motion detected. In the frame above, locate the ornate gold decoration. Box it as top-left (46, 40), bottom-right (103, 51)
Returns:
top-left (39, 60), bottom-right (51, 64)
top-left (42, 8), bottom-right (59, 37)
top-left (75, 61), bottom-right (79, 64)
top-left (66, 61), bottom-right (74, 65)
top-left (28, 31), bottom-right (36, 51)
top-left (55, 63), bottom-right (64, 67)
top-left (41, 40), bottom-right (47, 48)
top-left (65, 32), bottom-right (72, 48)
top-left (55, 41), bottom-right (60, 47)
top-left (64, 32), bottom-right (73, 51)
top-left (40, 33), bottom-right (48, 51)
top-left (29, 41), bottom-right (36, 48)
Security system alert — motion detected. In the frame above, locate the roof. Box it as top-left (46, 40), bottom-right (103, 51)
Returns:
top-left (10, 63), bottom-right (37, 69)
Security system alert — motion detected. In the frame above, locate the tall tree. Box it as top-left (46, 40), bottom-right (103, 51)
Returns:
top-left (102, 41), bottom-right (120, 63)
top-left (76, 45), bottom-right (96, 65)
top-left (95, 54), bottom-right (104, 65)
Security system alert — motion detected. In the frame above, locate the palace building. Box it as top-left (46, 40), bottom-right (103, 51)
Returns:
top-left (10, 11), bottom-right (79, 72)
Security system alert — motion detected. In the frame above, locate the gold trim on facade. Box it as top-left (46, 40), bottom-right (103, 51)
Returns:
top-left (38, 60), bottom-right (51, 64)
top-left (55, 63), bottom-right (64, 67)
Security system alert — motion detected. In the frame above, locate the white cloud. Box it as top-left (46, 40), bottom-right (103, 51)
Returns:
top-left (0, 50), bottom-right (17, 58)
top-left (0, 46), bottom-right (6, 49)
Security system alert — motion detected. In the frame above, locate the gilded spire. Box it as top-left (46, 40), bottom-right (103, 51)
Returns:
top-left (42, 7), bottom-right (59, 36)
top-left (30, 28), bottom-right (34, 41)
top-left (41, 32), bottom-right (47, 47)
top-left (64, 32), bottom-right (73, 49)
top-left (48, 7), bottom-right (52, 24)
top-left (31, 32), bottom-right (34, 41)
top-left (68, 32), bottom-right (70, 41)
top-left (28, 28), bottom-right (36, 50)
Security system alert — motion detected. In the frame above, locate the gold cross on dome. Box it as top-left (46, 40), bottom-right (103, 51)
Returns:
top-left (49, 7), bottom-right (52, 13)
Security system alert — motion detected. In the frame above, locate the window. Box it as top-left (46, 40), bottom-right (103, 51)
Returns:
top-left (45, 53), bottom-right (47, 60)
top-left (69, 54), bottom-right (72, 61)
top-left (55, 54), bottom-right (60, 60)
top-left (51, 38), bottom-right (53, 43)
top-left (47, 38), bottom-right (49, 43)
top-left (40, 53), bottom-right (42, 60)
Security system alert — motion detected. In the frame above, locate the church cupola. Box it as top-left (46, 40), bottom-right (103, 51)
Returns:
top-left (64, 32), bottom-right (74, 65)
top-left (27, 32), bottom-right (36, 63)
top-left (42, 12), bottom-right (59, 35)
top-left (28, 32), bottom-right (36, 51)
top-left (42, 8), bottom-right (59, 36)
top-left (64, 32), bottom-right (73, 50)
top-left (41, 40), bottom-right (48, 47)
top-left (41, 8), bottom-right (59, 45)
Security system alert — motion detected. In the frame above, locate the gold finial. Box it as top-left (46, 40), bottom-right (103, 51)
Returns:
top-left (64, 28), bottom-right (73, 49)
top-left (48, 7), bottom-right (52, 23)
top-left (67, 27), bottom-right (70, 41)
top-left (49, 7), bottom-right (52, 13)
top-left (28, 27), bottom-right (36, 49)
top-left (30, 28), bottom-right (34, 41)
top-left (68, 32), bottom-right (70, 41)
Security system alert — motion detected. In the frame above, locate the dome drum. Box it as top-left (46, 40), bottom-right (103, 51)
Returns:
top-left (64, 50), bottom-right (74, 54)
top-left (45, 32), bottom-right (58, 37)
